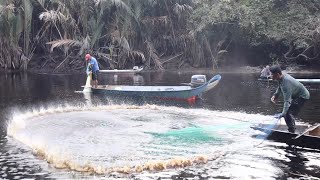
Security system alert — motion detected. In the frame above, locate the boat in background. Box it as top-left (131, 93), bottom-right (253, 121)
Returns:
top-left (251, 123), bottom-right (320, 150)
top-left (99, 66), bottom-right (143, 73)
top-left (85, 74), bottom-right (221, 100)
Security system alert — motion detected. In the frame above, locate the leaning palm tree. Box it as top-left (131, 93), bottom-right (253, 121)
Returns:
top-left (0, 0), bottom-right (35, 71)
top-left (43, 0), bottom-right (145, 70)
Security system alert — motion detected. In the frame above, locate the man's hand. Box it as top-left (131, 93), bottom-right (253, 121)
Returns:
top-left (86, 71), bottom-right (92, 76)
top-left (274, 113), bottom-right (282, 119)
top-left (271, 96), bottom-right (276, 103)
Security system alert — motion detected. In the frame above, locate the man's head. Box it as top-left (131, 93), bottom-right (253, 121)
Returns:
top-left (270, 65), bottom-right (282, 80)
top-left (266, 65), bottom-right (270, 69)
top-left (85, 54), bottom-right (91, 61)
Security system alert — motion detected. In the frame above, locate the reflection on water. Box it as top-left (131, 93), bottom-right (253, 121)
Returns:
top-left (0, 71), bottom-right (320, 179)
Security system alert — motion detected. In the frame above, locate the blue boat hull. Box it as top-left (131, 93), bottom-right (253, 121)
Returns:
top-left (91, 75), bottom-right (221, 99)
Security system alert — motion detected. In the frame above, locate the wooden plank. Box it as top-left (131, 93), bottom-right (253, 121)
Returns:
top-left (292, 124), bottom-right (320, 139)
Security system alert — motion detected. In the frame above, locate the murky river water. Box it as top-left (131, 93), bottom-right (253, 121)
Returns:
top-left (0, 70), bottom-right (319, 179)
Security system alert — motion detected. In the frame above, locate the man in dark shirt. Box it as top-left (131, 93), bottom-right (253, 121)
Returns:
top-left (270, 65), bottom-right (310, 133)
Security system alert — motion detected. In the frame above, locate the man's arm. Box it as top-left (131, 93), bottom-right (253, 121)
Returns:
top-left (271, 84), bottom-right (281, 103)
top-left (86, 64), bottom-right (92, 75)
top-left (274, 84), bottom-right (281, 98)
top-left (281, 85), bottom-right (292, 117)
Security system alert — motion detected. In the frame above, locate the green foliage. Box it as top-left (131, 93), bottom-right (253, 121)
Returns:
top-left (0, 0), bottom-right (35, 70)
top-left (2, 0), bottom-right (320, 71)
top-left (191, 0), bottom-right (320, 48)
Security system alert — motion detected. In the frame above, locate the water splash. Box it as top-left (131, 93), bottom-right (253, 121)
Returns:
top-left (82, 73), bottom-right (92, 93)
top-left (6, 104), bottom-right (275, 175)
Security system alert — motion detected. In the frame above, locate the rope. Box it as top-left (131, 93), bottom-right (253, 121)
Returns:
top-left (254, 117), bottom-right (282, 148)
top-left (212, 114), bottom-right (252, 123)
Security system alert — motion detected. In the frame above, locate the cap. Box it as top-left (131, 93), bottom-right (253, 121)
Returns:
top-left (85, 54), bottom-right (91, 61)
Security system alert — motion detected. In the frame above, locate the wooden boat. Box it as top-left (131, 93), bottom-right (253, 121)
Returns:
top-left (251, 124), bottom-right (320, 149)
top-left (99, 66), bottom-right (143, 73)
top-left (258, 78), bottom-right (320, 83)
top-left (89, 74), bottom-right (221, 100)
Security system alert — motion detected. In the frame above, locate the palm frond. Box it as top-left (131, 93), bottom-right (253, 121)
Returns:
top-left (110, 30), bottom-right (130, 51)
top-left (110, 30), bottom-right (121, 40)
top-left (39, 10), bottom-right (66, 23)
top-left (95, 0), bottom-right (130, 12)
top-left (217, 50), bottom-right (228, 55)
top-left (95, 0), bottom-right (137, 22)
top-left (79, 36), bottom-right (91, 55)
top-left (0, 3), bottom-right (14, 16)
top-left (141, 16), bottom-right (169, 27)
top-left (46, 39), bottom-right (82, 52)
top-left (173, 3), bottom-right (193, 16)
top-left (129, 50), bottom-right (146, 63)
top-left (57, 2), bottom-right (78, 30)
top-left (145, 40), bottom-right (163, 70)
top-left (120, 37), bottom-right (130, 51)
top-left (91, 22), bottom-right (105, 48)
top-left (11, 13), bottom-right (23, 46)
top-left (96, 52), bottom-right (117, 69)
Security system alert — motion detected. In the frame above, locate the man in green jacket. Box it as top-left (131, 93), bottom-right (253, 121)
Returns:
top-left (270, 65), bottom-right (310, 133)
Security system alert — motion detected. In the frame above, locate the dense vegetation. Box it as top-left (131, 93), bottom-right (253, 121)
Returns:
top-left (0, 0), bottom-right (320, 72)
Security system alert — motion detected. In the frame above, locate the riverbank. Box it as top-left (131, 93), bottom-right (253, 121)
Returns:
top-left (1, 64), bottom-right (320, 75)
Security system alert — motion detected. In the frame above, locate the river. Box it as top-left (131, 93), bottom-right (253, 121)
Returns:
top-left (0, 70), bottom-right (319, 179)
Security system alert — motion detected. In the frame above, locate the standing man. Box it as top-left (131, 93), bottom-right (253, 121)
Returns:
top-left (270, 65), bottom-right (310, 133)
top-left (85, 54), bottom-right (99, 88)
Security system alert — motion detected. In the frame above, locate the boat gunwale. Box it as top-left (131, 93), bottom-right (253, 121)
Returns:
top-left (94, 74), bottom-right (221, 93)
top-left (99, 67), bottom-right (143, 73)
top-left (251, 124), bottom-right (320, 138)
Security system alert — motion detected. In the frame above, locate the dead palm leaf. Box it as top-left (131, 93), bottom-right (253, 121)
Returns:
top-left (0, 4), bottom-right (15, 13)
top-left (145, 40), bottom-right (163, 70)
top-left (46, 39), bottom-right (82, 52)
top-left (129, 50), bottom-right (146, 63)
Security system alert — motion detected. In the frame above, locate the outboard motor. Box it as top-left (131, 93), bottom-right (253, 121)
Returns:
top-left (190, 75), bottom-right (207, 86)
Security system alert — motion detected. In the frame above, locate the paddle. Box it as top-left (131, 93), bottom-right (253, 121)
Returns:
top-left (292, 124), bottom-right (320, 140)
